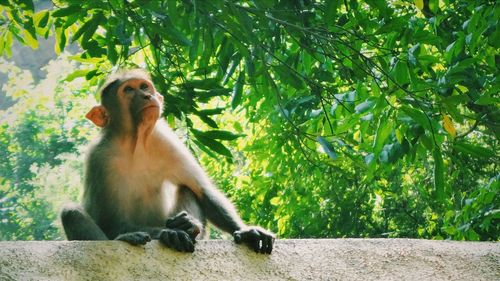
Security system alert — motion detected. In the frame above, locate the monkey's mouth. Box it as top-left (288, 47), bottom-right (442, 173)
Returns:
top-left (142, 105), bottom-right (160, 111)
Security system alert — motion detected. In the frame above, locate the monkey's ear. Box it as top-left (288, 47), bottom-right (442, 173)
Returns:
top-left (86, 105), bottom-right (109, 128)
top-left (156, 92), bottom-right (164, 103)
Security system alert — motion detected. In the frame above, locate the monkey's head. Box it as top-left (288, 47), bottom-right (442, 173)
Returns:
top-left (86, 69), bottom-right (164, 131)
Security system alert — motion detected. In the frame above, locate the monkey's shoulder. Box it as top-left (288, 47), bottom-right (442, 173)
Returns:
top-left (86, 139), bottom-right (117, 163)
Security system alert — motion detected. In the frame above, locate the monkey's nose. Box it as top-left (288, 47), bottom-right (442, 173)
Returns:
top-left (143, 94), bottom-right (152, 100)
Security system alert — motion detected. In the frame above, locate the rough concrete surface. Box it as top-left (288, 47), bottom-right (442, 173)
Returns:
top-left (0, 239), bottom-right (498, 281)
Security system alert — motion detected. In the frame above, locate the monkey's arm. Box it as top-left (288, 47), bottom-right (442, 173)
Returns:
top-left (171, 159), bottom-right (245, 233)
top-left (198, 185), bottom-right (246, 233)
top-left (174, 158), bottom-right (275, 254)
top-left (199, 187), bottom-right (275, 254)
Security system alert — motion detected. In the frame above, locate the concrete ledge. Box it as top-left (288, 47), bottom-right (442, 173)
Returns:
top-left (0, 239), bottom-right (498, 280)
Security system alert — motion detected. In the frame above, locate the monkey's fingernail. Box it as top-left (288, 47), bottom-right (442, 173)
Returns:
top-left (234, 234), bottom-right (241, 243)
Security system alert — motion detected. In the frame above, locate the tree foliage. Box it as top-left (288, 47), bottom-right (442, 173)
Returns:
top-left (0, 0), bottom-right (498, 240)
top-left (0, 57), bottom-right (94, 239)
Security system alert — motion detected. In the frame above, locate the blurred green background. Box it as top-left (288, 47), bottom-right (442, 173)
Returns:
top-left (0, 0), bottom-right (498, 241)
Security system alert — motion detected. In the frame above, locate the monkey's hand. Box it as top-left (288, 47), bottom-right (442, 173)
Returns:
top-left (233, 226), bottom-right (275, 254)
top-left (115, 231), bottom-right (152, 246)
top-left (165, 211), bottom-right (202, 242)
top-left (159, 228), bottom-right (195, 252)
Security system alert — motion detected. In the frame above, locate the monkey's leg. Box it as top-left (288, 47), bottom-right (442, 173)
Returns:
top-left (60, 203), bottom-right (108, 240)
top-left (171, 186), bottom-right (207, 239)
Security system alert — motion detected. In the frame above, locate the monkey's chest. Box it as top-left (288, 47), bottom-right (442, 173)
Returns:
top-left (110, 160), bottom-right (174, 226)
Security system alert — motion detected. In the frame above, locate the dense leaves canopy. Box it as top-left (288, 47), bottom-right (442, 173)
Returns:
top-left (0, 0), bottom-right (498, 240)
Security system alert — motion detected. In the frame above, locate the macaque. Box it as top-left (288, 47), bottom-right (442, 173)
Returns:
top-left (61, 69), bottom-right (274, 254)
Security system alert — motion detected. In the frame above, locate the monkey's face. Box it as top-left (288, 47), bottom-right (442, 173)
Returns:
top-left (118, 78), bottom-right (164, 126)
top-left (86, 71), bottom-right (165, 130)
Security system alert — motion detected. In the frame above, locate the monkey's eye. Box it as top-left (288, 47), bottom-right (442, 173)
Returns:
top-left (124, 86), bottom-right (134, 94)
top-left (140, 83), bottom-right (150, 90)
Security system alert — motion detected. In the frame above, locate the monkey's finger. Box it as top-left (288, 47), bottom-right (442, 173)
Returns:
top-left (167, 219), bottom-right (192, 229)
top-left (254, 230), bottom-right (271, 254)
top-left (176, 211), bottom-right (188, 217)
top-left (234, 228), bottom-right (258, 244)
top-left (177, 222), bottom-right (193, 230)
top-left (233, 231), bottom-right (243, 244)
top-left (251, 237), bottom-right (262, 253)
top-left (169, 232), bottom-right (183, 252)
top-left (165, 218), bottom-right (180, 227)
top-left (159, 230), bottom-right (180, 250)
top-left (258, 237), bottom-right (266, 254)
top-left (177, 231), bottom-right (195, 252)
top-left (134, 233), bottom-right (151, 245)
top-left (244, 230), bottom-right (261, 253)
top-left (165, 212), bottom-right (188, 226)
top-left (171, 211), bottom-right (188, 222)
top-left (251, 230), bottom-right (267, 253)
top-left (187, 225), bottom-right (201, 238)
top-left (138, 232), bottom-right (152, 243)
top-left (116, 232), bottom-right (151, 246)
top-left (261, 234), bottom-right (273, 254)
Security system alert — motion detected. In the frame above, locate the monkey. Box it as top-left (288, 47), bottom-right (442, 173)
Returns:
top-left (60, 69), bottom-right (274, 254)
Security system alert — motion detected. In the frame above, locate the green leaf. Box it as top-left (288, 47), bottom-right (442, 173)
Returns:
top-left (159, 15), bottom-right (191, 46)
top-left (22, 29), bottom-right (38, 49)
top-left (184, 78), bottom-right (221, 90)
top-left (231, 70), bottom-right (244, 109)
top-left (390, 60), bottom-right (410, 85)
top-left (0, 33), bottom-right (5, 55)
top-left (196, 88), bottom-right (232, 102)
top-left (192, 140), bottom-right (218, 159)
top-left (107, 43), bottom-right (118, 64)
top-left (274, 65), bottom-right (305, 90)
top-left (401, 105), bottom-right (431, 131)
top-left (420, 133), bottom-right (434, 150)
top-left (317, 136), bottom-right (338, 160)
top-left (475, 92), bottom-right (499, 105)
top-left (454, 142), bottom-right (495, 158)
top-left (325, 0), bottom-right (340, 25)
top-left (428, 0), bottom-right (439, 13)
top-left (64, 69), bottom-right (90, 82)
top-left (408, 43), bottom-right (420, 66)
top-left (270, 197), bottom-right (281, 206)
top-left (222, 53), bottom-right (241, 85)
top-left (433, 148), bottom-right (445, 203)
top-left (203, 130), bottom-right (243, 140)
top-left (414, 0), bottom-right (424, 10)
top-left (71, 16), bottom-right (95, 43)
top-left (381, 142), bottom-right (404, 163)
top-left (81, 13), bottom-right (103, 46)
top-left (18, 0), bottom-right (34, 12)
top-left (244, 55), bottom-right (255, 84)
top-left (193, 129), bottom-right (243, 141)
top-left (34, 10), bottom-right (50, 28)
top-left (195, 135), bottom-right (232, 158)
top-left (364, 153), bottom-right (375, 165)
top-left (55, 27), bottom-right (66, 54)
top-left (85, 69), bottom-right (99, 80)
top-left (234, 5), bottom-right (253, 35)
top-left (189, 24), bottom-right (200, 63)
top-left (198, 108), bottom-right (225, 116)
top-left (373, 119), bottom-right (392, 153)
top-left (355, 98), bottom-right (377, 114)
top-left (52, 5), bottom-right (82, 18)
top-left (198, 115), bottom-right (218, 128)
top-left (23, 17), bottom-right (37, 40)
top-left (200, 31), bottom-right (213, 68)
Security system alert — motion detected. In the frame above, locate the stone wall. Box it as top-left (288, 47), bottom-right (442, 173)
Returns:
top-left (0, 239), bottom-right (498, 280)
